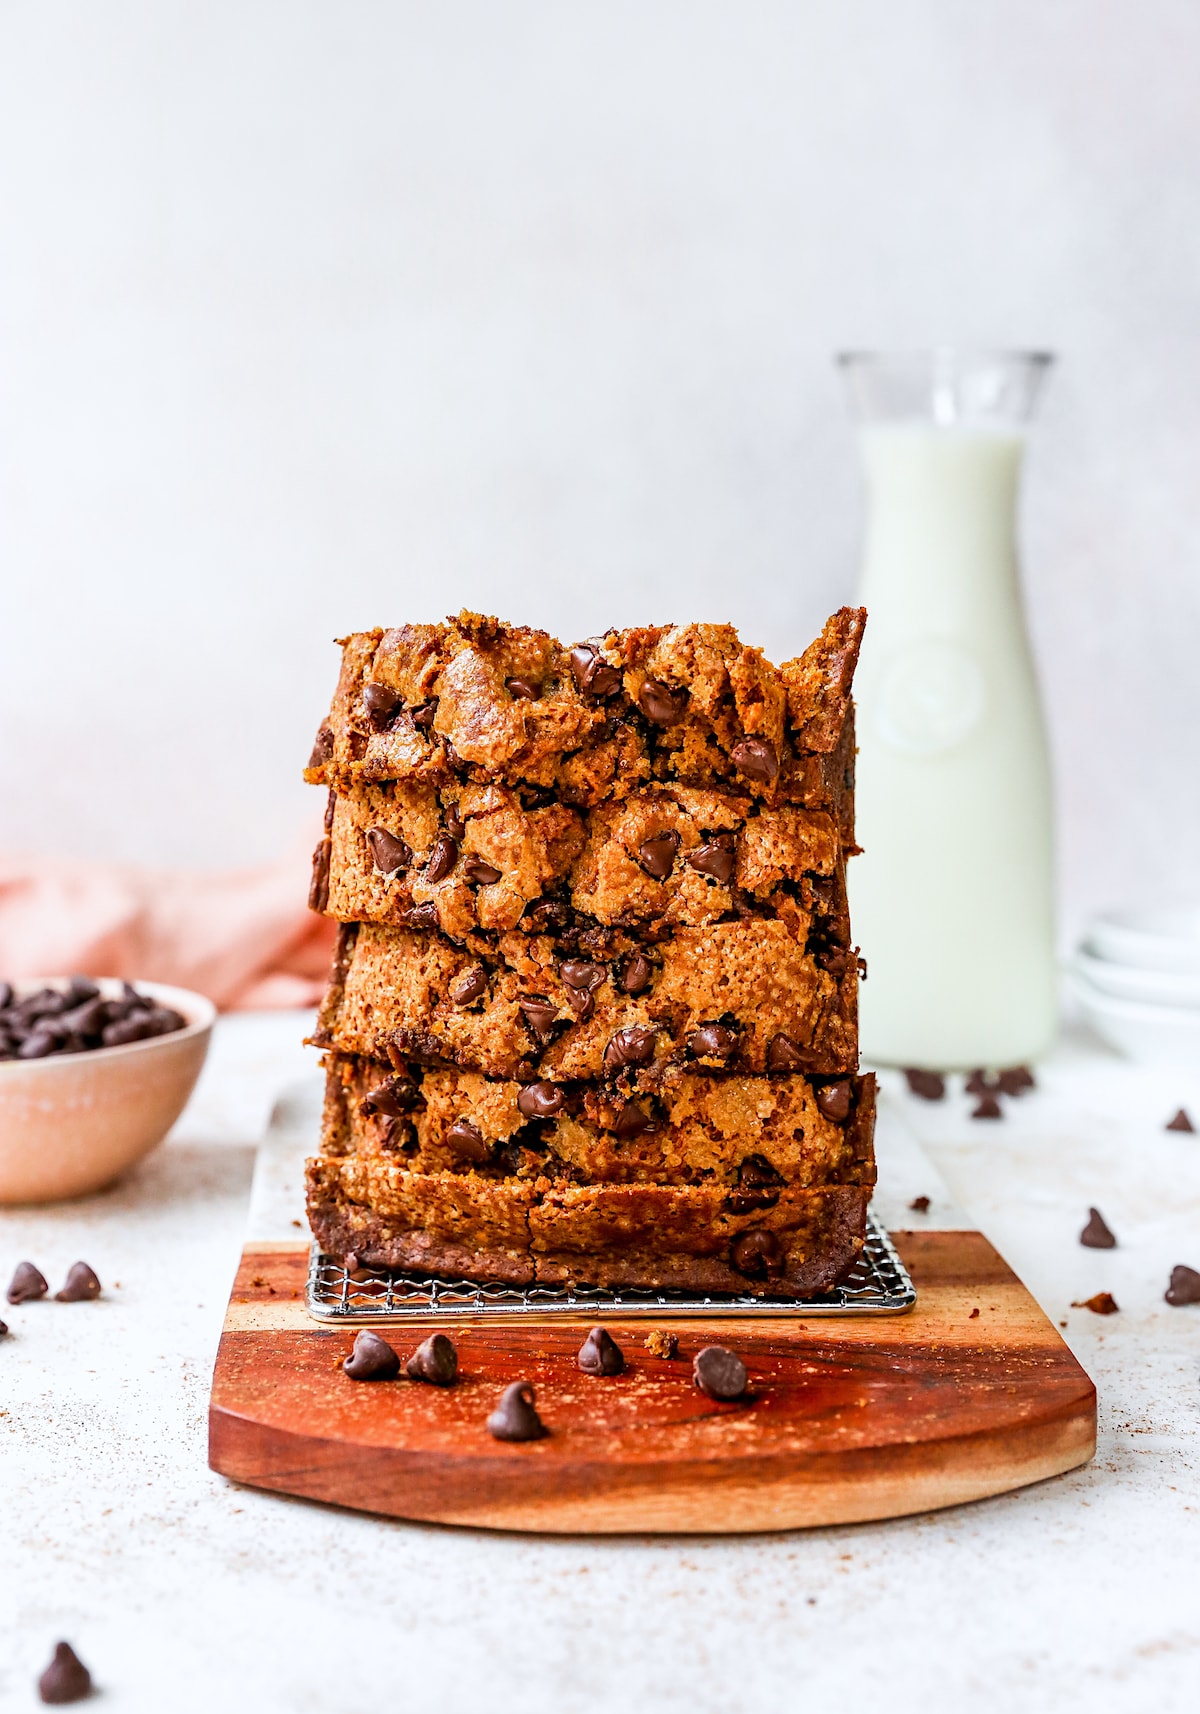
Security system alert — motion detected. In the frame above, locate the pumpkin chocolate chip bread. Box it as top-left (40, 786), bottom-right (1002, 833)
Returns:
top-left (304, 608), bottom-right (873, 1295)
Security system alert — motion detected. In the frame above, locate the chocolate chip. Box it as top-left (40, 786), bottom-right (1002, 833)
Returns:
top-left (766, 1033), bottom-right (804, 1072)
top-left (1080, 1208), bottom-right (1117, 1249)
top-left (730, 1230), bottom-right (782, 1278)
top-left (410, 700), bottom-right (437, 731)
top-left (564, 985), bottom-right (594, 1020)
top-left (603, 1025), bottom-right (657, 1073)
top-left (308, 836), bottom-right (331, 913)
top-left (463, 856), bottom-right (502, 886)
top-left (0, 1318), bottom-right (7, 1337)
top-left (360, 1075), bottom-right (419, 1118)
top-left (618, 954), bottom-right (653, 995)
top-left (730, 738), bottom-right (778, 784)
top-left (903, 1068), bottom-right (946, 1100)
top-left (442, 800), bottom-right (465, 839)
top-left (560, 959), bottom-right (606, 992)
top-left (644, 1329), bottom-right (678, 1359)
top-left (636, 831), bottom-right (680, 880)
top-left (102, 1014), bottom-right (156, 1048)
top-left (637, 679), bottom-right (687, 724)
top-left (505, 676), bottom-right (540, 700)
top-left (610, 1100), bottom-right (655, 1139)
top-left (7, 1261), bottom-right (48, 1303)
top-left (425, 833), bottom-right (459, 883)
top-left (1166, 1108), bottom-right (1195, 1133)
top-left (37, 1641), bottom-right (92, 1705)
top-left (363, 681), bottom-right (401, 730)
top-left (324, 789), bottom-right (337, 833)
top-left (971, 1094), bottom-right (1004, 1120)
top-left (449, 967), bottom-right (488, 1005)
top-left (1071, 1292), bottom-right (1119, 1315)
top-left (687, 839), bottom-right (735, 884)
top-left (964, 1069), bottom-right (997, 1097)
top-left (997, 1065), bottom-right (1036, 1096)
top-left (693, 1344), bottom-right (748, 1399)
top-left (308, 723), bottom-right (334, 768)
top-left (17, 1028), bottom-right (58, 1059)
top-left (366, 826), bottom-right (413, 874)
top-left (343, 1329), bottom-right (401, 1380)
top-left (738, 1154), bottom-right (784, 1193)
top-left (64, 976), bottom-right (100, 1006)
top-left (569, 643), bottom-right (622, 699)
top-left (402, 901), bottom-right (441, 930)
top-left (1165, 1264), bottom-right (1200, 1306)
top-left (0, 979), bottom-right (12, 1007)
top-left (521, 897), bottom-right (570, 933)
top-left (815, 1080), bottom-right (852, 1122)
top-left (519, 996), bottom-right (560, 1040)
top-left (55, 1262), bottom-right (101, 1302)
top-left (577, 1325), bottom-right (625, 1376)
top-left (909, 1195), bottom-right (931, 1214)
top-left (517, 1081), bottom-right (565, 1119)
top-left (445, 1118), bottom-right (492, 1163)
top-left (689, 1023), bottom-right (739, 1063)
top-left (406, 1332), bottom-right (458, 1386)
top-left (487, 1379), bottom-right (548, 1441)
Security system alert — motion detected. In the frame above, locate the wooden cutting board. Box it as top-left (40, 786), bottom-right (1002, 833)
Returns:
top-left (208, 1227), bottom-right (1095, 1533)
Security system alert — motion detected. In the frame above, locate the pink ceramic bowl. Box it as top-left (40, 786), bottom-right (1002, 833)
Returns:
top-left (0, 978), bottom-right (215, 1203)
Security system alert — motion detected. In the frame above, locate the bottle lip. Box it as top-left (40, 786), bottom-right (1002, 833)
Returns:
top-left (836, 348), bottom-right (1055, 370)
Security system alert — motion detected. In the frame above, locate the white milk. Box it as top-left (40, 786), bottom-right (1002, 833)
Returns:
top-left (850, 424), bottom-right (1057, 1068)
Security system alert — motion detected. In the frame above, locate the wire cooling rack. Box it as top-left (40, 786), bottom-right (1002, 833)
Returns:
top-left (304, 1212), bottom-right (915, 1322)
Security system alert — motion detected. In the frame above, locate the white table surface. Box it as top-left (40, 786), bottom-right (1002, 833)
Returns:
top-left (3, 1013), bottom-right (1199, 1714)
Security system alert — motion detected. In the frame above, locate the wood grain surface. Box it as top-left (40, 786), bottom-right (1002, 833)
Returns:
top-left (208, 1232), bottom-right (1096, 1533)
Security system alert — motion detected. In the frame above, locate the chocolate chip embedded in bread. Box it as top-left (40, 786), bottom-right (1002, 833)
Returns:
top-left (425, 833), bottom-right (459, 884)
top-left (637, 679), bottom-right (687, 724)
top-left (1080, 1208), bottom-right (1117, 1249)
top-left (487, 1380), bottom-right (548, 1441)
top-left (308, 836), bottom-right (332, 913)
top-left (1165, 1264), bottom-right (1200, 1306)
top-left (55, 1262), bottom-right (101, 1302)
top-left (445, 1119), bottom-right (492, 1163)
top-left (904, 1068), bottom-right (946, 1101)
top-left (618, 954), bottom-right (653, 995)
top-left (410, 700), bottom-right (437, 731)
top-left (505, 676), bottom-right (540, 700)
top-left (560, 959), bottom-right (606, 992)
top-left (815, 1080), bottom-right (852, 1122)
top-left (687, 838), bottom-right (735, 884)
top-left (1166, 1108), bottom-right (1195, 1133)
top-left (37, 1640), bottom-right (92, 1705)
top-left (7, 1261), bottom-right (48, 1304)
top-left (569, 643), bottom-right (622, 699)
top-left (730, 1229), bottom-right (783, 1279)
top-left (517, 1081), bottom-right (566, 1119)
top-left (362, 681), bottom-right (402, 730)
top-left (688, 1023), bottom-right (738, 1062)
top-left (518, 996), bottom-right (560, 1040)
top-left (577, 1325), bottom-right (625, 1376)
top-left (610, 1099), bottom-right (655, 1139)
top-left (463, 856), bottom-right (502, 886)
top-left (360, 1075), bottom-right (419, 1118)
top-left (308, 723), bottom-right (334, 768)
top-left (636, 831), bottom-right (680, 880)
top-left (602, 1025), bottom-right (657, 1073)
top-left (766, 1033), bottom-right (804, 1073)
top-left (730, 737), bottom-right (778, 784)
top-left (449, 966), bottom-right (488, 1006)
top-left (402, 902), bottom-right (441, 930)
top-left (366, 827), bottom-right (413, 874)
top-left (405, 1332), bottom-right (458, 1386)
top-left (343, 1329), bottom-right (401, 1380)
top-left (564, 986), bottom-right (594, 1021)
top-left (693, 1344), bottom-right (748, 1400)
top-left (442, 800), bottom-right (465, 840)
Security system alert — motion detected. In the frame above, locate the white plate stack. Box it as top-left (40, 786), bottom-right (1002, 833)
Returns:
top-left (1073, 906), bottom-right (1200, 1066)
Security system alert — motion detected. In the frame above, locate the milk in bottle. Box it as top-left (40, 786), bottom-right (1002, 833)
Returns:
top-left (839, 351), bottom-right (1057, 1068)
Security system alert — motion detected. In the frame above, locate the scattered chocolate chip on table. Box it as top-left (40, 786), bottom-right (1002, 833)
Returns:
top-left (693, 1345), bottom-right (749, 1401)
top-left (971, 1094), bottom-right (1004, 1120)
top-left (908, 1195), bottom-right (931, 1215)
top-left (7, 1261), bottom-right (48, 1304)
top-left (37, 1640), bottom-right (92, 1705)
top-left (1164, 1264), bottom-right (1200, 1306)
top-left (1079, 1209), bottom-right (1117, 1250)
top-left (55, 1262), bottom-right (102, 1302)
top-left (903, 1068), bottom-right (945, 1100)
top-left (1165, 1108), bottom-right (1195, 1133)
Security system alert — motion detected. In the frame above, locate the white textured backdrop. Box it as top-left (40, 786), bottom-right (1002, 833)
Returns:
top-left (2, 0), bottom-right (1199, 943)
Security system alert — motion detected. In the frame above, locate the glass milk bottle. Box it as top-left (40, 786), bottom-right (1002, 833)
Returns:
top-left (838, 350), bottom-right (1057, 1069)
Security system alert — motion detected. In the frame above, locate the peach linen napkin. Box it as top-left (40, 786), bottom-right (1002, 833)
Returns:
top-left (0, 847), bottom-right (336, 1011)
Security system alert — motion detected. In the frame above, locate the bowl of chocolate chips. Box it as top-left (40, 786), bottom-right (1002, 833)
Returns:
top-left (0, 976), bottom-right (215, 1202)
